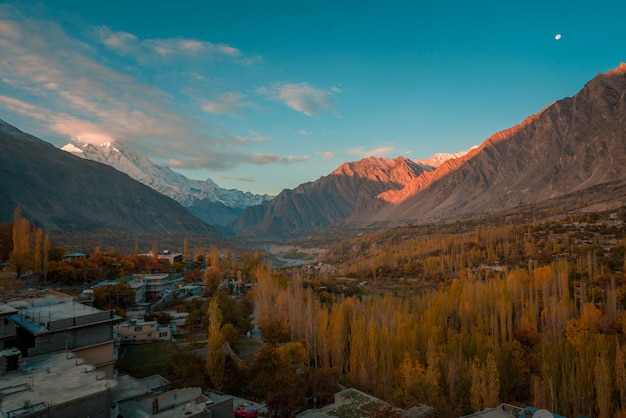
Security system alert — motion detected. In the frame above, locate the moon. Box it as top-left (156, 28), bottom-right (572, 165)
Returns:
top-left (555, 34), bottom-right (562, 40)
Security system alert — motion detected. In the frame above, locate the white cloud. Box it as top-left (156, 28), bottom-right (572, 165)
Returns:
top-left (261, 82), bottom-right (338, 116)
top-left (0, 8), bottom-right (302, 173)
top-left (318, 151), bottom-right (336, 159)
top-left (347, 146), bottom-right (394, 157)
top-left (202, 92), bottom-right (255, 115)
top-left (297, 129), bottom-right (312, 136)
top-left (96, 26), bottom-right (242, 59)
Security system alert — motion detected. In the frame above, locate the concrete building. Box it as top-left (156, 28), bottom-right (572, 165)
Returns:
top-left (0, 302), bottom-right (20, 374)
top-left (130, 274), bottom-right (147, 304)
top-left (113, 374), bottom-right (216, 418)
top-left (117, 319), bottom-right (171, 343)
top-left (460, 403), bottom-right (567, 418)
top-left (6, 291), bottom-right (119, 378)
top-left (297, 388), bottom-right (433, 418)
top-left (135, 273), bottom-right (169, 299)
top-left (0, 352), bottom-right (117, 418)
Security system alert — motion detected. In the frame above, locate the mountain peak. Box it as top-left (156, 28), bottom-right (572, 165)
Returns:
top-left (61, 143), bottom-right (83, 154)
top-left (415, 146), bottom-right (479, 168)
top-left (62, 140), bottom-right (273, 225)
top-left (605, 62), bottom-right (626, 76)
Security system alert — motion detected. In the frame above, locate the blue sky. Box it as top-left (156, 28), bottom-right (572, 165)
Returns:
top-left (0, 1), bottom-right (624, 195)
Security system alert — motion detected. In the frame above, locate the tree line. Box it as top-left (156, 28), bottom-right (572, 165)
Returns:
top-left (244, 214), bottom-right (626, 417)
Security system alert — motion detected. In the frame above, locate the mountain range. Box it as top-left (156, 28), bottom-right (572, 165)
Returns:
top-left (232, 63), bottom-right (626, 239)
top-left (2, 63), bottom-right (626, 244)
top-left (61, 142), bottom-right (273, 227)
top-left (0, 119), bottom-right (217, 238)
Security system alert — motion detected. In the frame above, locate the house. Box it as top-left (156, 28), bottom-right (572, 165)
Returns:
top-left (5, 291), bottom-right (119, 378)
top-left (0, 302), bottom-right (19, 374)
top-left (158, 250), bottom-right (184, 265)
top-left (0, 352), bottom-right (118, 418)
top-left (460, 403), bottom-right (567, 418)
top-left (135, 273), bottom-right (169, 299)
top-left (117, 319), bottom-right (171, 343)
top-left (113, 374), bottom-right (214, 418)
top-left (62, 252), bottom-right (87, 262)
top-left (297, 388), bottom-right (433, 418)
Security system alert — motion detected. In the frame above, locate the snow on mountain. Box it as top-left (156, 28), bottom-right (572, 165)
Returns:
top-left (414, 145), bottom-right (479, 168)
top-left (61, 141), bottom-right (273, 209)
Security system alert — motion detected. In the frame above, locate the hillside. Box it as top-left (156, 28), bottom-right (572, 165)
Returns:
top-left (231, 157), bottom-right (429, 241)
top-left (348, 63), bottom-right (626, 227)
top-left (0, 119), bottom-right (219, 238)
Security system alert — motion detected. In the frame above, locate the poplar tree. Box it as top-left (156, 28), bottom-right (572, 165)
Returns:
top-left (10, 207), bottom-right (33, 277)
top-left (43, 234), bottom-right (50, 284)
top-left (206, 296), bottom-right (225, 390)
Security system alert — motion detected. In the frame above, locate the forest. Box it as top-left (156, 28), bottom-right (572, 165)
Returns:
top-left (3, 206), bottom-right (626, 417)
top-left (250, 210), bottom-right (626, 417)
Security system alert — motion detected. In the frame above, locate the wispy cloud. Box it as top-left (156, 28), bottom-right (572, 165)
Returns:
top-left (317, 150), bottom-right (336, 159)
top-left (95, 26), bottom-right (242, 59)
top-left (297, 129), bottom-right (312, 136)
top-left (260, 82), bottom-right (339, 116)
top-left (0, 6), bottom-right (298, 173)
top-left (347, 146), bottom-right (394, 157)
top-left (202, 92), bottom-right (256, 115)
top-left (218, 175), bottom-right (256, 183)
top-left (168, 151), bottom-right (308, 170)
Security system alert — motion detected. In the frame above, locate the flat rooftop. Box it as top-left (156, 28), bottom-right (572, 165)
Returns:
top-left (0, 352), bottom-right (118, 416)
top-left (0, 302), bottom-right (18, 316)
top-left (8, 295), bottom-right (115, 334)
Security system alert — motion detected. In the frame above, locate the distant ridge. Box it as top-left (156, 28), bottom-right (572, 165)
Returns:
top-left (231, 156), bottom-right (428, 241)
top-left (62, 141), bottom-right (273, 226)
top-left (0, 118), bottom-right (218, 237)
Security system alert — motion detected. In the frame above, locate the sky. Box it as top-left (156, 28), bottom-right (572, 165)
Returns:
top-left (0, 1), bottom-right (625, 196)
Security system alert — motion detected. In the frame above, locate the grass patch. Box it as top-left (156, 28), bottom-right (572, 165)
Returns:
top-left (117, 341), bottom-right (177, 378)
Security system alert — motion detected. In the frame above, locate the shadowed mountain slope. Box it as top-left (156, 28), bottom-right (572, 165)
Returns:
top-left (0, 119), bottom-right (218, 237)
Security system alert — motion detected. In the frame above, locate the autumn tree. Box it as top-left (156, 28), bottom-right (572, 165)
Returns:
top-left (206, 296), bottom-right (225, 390)
top-left (9, 207), bottom-right (33, 277)
top-left (42, 233), bottom-right (50, 284)
top-left (470, 353), bottom-right (500, 412)
top-left (93, 281), bottom-right (136, 313)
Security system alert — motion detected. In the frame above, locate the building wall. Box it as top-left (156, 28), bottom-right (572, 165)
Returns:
top-left (118, 321), bottom-right (170, 343)
top-left (209, 398), bottom-right (235, 418)
top-left (15, 389), bottom-right (112, 418)
top-left (73, 340), bottom-right (116, 378)
top-left (28, 322), bottom-right (114, 357)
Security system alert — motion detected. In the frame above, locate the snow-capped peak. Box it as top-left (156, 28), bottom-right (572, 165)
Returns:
top-left (415, 145), bottom-right (479, 168)
top-left (60, 141), bottom-right (273, 210)
top-left (61, 143), bottom-right (84, 154)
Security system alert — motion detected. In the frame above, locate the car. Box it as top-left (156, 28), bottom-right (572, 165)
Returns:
top-left (234, 403), bottom-right (259, 418)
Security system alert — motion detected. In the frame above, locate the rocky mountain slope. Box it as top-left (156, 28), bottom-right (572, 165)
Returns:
top-left (0, 119), bottom-right (218, 237)
top-left (62, 141), bottom-right (273, 226)
top-left (352, 63), bottom-right (626, 226)
top-left (230, 157), bottom-right (429, 241)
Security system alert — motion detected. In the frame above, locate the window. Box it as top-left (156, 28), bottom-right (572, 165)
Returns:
top-left (134, 326), bottom-right (142, 332)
